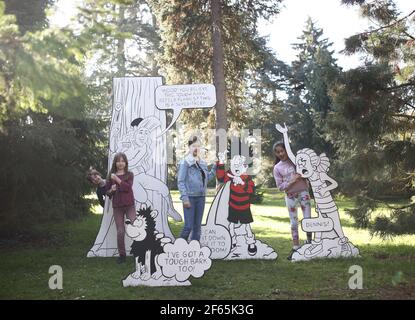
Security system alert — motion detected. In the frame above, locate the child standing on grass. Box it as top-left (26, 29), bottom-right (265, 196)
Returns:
top-left (177, 136), bottom-right (217, 242)
top-left (105, 152), bottom-right (136, 264)
top-left (273, 141), bottom-right (313, 260)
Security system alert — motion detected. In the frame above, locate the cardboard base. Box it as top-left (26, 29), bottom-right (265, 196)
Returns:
top-left (122, 274), bottom-right (191, 287)
top-left (224, 237), bottom-right (278, 260)
top-left (291, 237), bottom-right (360, 262)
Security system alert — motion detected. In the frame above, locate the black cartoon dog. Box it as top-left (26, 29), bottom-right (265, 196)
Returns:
top-left (125, 206), bottom-right (170, 280)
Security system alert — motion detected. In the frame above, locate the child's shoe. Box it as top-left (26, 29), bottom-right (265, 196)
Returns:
top-left (117, 255), bottom-right (126, 264)
top-left (287, 248), bottom-right (297, 261)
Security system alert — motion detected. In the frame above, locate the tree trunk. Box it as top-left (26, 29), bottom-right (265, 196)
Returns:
top-left (210, 0), bottom-right (228, 134)
top-left (211, 0), bottom-right (227, 190)
top-left (116, 5), bottom-right (126, 76)
top-left (150, 13), bottom-right (160, 76)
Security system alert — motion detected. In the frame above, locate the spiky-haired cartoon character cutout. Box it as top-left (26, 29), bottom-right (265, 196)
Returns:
top-left (200, 151), bottom-right (277, 260)
top-left (217, 154), bottom-right (258, 255)
top-left (276, 123), bottom-right (360, 261)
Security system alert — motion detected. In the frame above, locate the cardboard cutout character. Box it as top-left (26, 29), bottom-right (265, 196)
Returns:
top-left (200, 151), bottom-right (278, 260)
top-left (275, 123), bottom-right (360, 261)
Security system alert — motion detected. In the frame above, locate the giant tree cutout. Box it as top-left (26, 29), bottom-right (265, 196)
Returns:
top-left (88, 77), bottom-right (181, 257)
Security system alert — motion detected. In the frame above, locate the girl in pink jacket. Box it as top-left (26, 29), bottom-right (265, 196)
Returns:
top-left (273, 141), bottom-right (312, 260)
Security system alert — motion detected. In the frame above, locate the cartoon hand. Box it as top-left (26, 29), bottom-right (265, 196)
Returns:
top-left (316, 186), bottom-right (328, 197)
top-left (275, 123), bottom-right (288, 133)
top-left (217, 150), bottom-right (228, 164)
top-left (126, 129), bottom-right (134, 142)
top-left (233, 176), bottom-right (245, 186)
top-left (131, 270), bottom-right (141, 279)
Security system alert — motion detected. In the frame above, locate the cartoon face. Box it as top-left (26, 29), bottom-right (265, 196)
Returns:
top-left (230, 155), bottom-right (247, 177)
top-left (134, 128), bottom-right (149, 146)
top-left (125, 215), bottom-right (147, 241)
top-left (296, 153), bottom-right (314, 178)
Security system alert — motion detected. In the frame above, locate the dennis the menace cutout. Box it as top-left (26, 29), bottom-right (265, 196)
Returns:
top-left (122, 206), bottom-right (212, 287)
top-left (200, 151), bottom-right (278, 260)
top-left (275, 123), bottom-right (360, 262)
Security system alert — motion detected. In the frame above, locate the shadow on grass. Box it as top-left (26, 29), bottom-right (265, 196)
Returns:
top-left (0, 212), bottom-right (415, 300)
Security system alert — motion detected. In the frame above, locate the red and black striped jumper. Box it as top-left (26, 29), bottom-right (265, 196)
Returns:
top-left (216, 161), bottom-right (255, 224)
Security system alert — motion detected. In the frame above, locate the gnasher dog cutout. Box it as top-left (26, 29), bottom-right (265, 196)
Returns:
top-left (122, 207), bottom-right (212, 287)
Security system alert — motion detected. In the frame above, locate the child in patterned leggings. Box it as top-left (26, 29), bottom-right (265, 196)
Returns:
top-left (273, 142), bottom-right (312, 260)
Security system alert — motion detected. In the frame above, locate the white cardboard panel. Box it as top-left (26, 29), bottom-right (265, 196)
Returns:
top-left (275, 123), bottom-right (360, 262)
top-left (88, 77), bottom-right (181, 258)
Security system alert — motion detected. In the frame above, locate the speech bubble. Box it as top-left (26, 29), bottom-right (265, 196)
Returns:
top-left (301, 216), bottom-right (334, 233)
top-left (155, 84), bottom-right (216, 135)
top-left (157, 238), bottom-right (212, 282)
top-left (200, 225), bottom-right (232, 259)
top-left (200, 181), bottom-right (233, 259)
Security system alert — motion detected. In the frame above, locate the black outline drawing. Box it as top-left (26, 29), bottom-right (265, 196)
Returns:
top-left (275, 123), bottom-right (360, 261)
top-left (88, 77), bottom-right (180, 258)
top-left (200, 152), bottom-right (278, 260)
top-left (122, 207), bottom-right (212, 287)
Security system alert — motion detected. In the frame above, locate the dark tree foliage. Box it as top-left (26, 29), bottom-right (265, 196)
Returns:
top-left (4, 0), bottom-right (54, 33)
top-left (148, 0), bottom-right (284, 130)
top-left (326, 0), bottom-right (415, 237)
top-left (0, 2), bottom-right (106, 238)
top-left (283, 18), bottom-right (341, 159)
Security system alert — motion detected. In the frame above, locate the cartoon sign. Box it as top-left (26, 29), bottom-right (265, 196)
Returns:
top-left (200, 152), bottom-right (278, 260)
top-left (88, 77), bottom-right (181, 258)
top-left (122, 207), bottom-right (212, 287)
top-left (155, 84), bottom-right (216, 135)
top-left (275, 123), bottom-right (360, 261)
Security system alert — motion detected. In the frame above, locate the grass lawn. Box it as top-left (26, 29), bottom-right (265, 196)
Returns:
top-left (0, 189), bottom-right (414, 300)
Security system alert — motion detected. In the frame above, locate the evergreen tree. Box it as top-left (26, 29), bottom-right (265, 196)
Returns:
top-left (4, 0), bottom-right (54, 34)
top-left (77, 0), bottom-right (161, 117)
top-left (285, 18), bottom-right (341, 157)
top-left (147, 0), bottom-right (283, 131)
top-left (245, 40), bottom-right (290, 187)
top-left (0, 1), bottom-right (105, 237)
top-left (326, 0), bottom-right (415, 237)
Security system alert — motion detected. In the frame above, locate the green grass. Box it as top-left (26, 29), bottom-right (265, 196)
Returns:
top-left (0, 189), bottom-right (414, 300)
